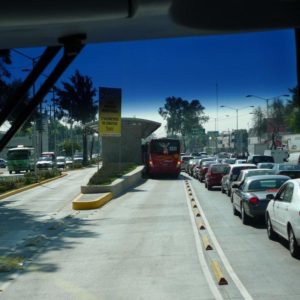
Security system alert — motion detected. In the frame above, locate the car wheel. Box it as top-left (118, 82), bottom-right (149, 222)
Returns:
top-left (207, 184), bottom-right (211, 190)
top-left (266, 214), bottom-right (276, 240)
top-left (221, 186), bottom-right (225, 193)
top-left (289, 227), bottom-right (300, 258)
top-left (232, 203), bottom-right (238, 216)
top-left (227, 188), bottom-right (231, 197)
top-left (241, 204), bottom-right (250, 225)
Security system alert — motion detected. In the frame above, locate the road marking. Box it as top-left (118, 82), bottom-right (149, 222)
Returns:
top-left (184, 185), bottom-right (224, 300)
top-left (189, 182), bottom-right (254, 300)
top-left (211, 260), bottom-right (228, 285)
top-left (202, 235), bottom-right (213, 250)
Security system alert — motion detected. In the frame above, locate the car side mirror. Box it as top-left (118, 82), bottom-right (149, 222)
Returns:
top-left (231, 182), bottom-right (240, 188)
top-left (266, 194), bottom-right (275, 201)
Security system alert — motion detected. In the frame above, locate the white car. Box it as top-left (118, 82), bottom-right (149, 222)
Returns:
top-left (56, 156), bottom-right (66, 169)
top-left (266, 178), bottom-right (300, 257)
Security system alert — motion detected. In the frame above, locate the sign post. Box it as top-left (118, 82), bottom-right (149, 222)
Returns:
top-left (99, 87), bottom-right (122, 170)
top-left (99, 87), bottom-right (122, 137)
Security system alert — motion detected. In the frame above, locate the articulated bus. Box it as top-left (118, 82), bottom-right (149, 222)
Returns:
top-left (145, 138), bottom-right (181, 177)
top-left (7, 145), bottom-right (35, 174)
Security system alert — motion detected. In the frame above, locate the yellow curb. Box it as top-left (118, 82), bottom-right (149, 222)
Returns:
top-left (72, 192), bottom-right (113, 210)
top-left (0, 173), bottom-right (68, 200)
top-left (211, 260), bottom-right (228, 285)
top-left (202, 235), bottom-right (213, 250)
top-left (195, 219), bottom-right (206, 230)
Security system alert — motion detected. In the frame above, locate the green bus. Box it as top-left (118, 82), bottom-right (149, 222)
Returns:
top-left (7, 145), bottom-right (35, 174)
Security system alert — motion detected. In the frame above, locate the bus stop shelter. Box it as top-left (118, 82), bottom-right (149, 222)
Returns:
top-left (88, 118), bottom-right (161, 166)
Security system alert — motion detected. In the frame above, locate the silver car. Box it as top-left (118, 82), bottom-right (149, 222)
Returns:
top-left (266, 178), bottom-right (300, 257)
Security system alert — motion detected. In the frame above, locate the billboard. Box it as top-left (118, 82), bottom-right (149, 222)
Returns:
top-left (99, 87), bottom-right (122, 137)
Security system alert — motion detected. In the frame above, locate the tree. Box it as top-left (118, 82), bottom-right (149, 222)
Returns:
top-left (158, 96), bottom-right (209, 151)
top-left (285, 87), bottom-right (300, 132)
top-left (54, 70), bottom-right (98, 164)
top-left (250, 106), bottom-right (267, 143)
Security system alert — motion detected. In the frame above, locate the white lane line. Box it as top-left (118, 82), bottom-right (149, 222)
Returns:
top-left (184, 185), bottom-right (224, 300)
top-left (189, 182), bottom-right (254, 300)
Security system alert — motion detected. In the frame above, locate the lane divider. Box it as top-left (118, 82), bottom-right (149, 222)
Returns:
top-left (202, 235), bottom-right (213, 250)
top-left (186, 176), bottom-right (254, 300)
top-left (193, 207), bottom-right (201, 217)
top-left (195, 218), bottom-right (206, 230)
top-left (211, 260), bottom-right (228, 285)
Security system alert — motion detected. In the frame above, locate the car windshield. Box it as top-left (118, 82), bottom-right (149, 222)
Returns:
top-left (278, 164), bottom-right (300, 171)
top-left (211, 165), bottom-right (227, 174)
top-left (38, 157), bottom-right (52, 162)
top-left (247, 178), bottom-right (288, 191)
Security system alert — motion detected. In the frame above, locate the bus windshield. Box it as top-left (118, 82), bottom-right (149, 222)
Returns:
top-left (150, 139), bottom-right (180, 155)
top-left (7, 149), bottom-right (30, 160)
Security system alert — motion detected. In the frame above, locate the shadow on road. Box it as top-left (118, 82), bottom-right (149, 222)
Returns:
top-left (0, 199), bottom-right (98, 283)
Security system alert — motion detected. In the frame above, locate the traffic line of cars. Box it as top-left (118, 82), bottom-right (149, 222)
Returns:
top-left (182, 154), bottom-right (300, 258)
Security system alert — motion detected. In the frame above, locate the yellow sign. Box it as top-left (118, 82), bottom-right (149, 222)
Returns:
top-left (99, 87), bottom-right (122, 137)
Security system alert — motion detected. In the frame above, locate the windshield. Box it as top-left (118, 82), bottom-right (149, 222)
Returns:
top-left (247, 178), bottom-right (288, 191)
top-left (7, 150), bottom-right (29, 160)
top-left (278, 164), bottom-right (300, 171)
top-left (150, 139), bottom-right (180, 155)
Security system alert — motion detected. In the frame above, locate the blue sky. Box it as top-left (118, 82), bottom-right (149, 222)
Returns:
top-left (9, 29), bottom-right (297, 136)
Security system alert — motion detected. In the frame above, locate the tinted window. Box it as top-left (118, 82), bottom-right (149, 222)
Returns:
top-left (150, 140), bottom-right (180, 155)
top-left (211, 165), bottom-right (227, 174)
top-left (253, 156), bottom-right (274, 164)
top-left (7, 150), bottom-right (29, 160)
top-left (248, 178), bottom-right (288, 191)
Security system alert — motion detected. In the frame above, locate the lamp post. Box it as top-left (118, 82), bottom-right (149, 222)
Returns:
top-left (220, 105), bottom-right (254, 153)
top-left (245, 94), bottom-right (289, 118)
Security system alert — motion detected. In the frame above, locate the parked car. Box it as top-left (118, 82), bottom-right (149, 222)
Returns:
top-left (271, 163), bottom-right (300, 179)
top-left (56, 156), bottom-right (66, 169)
top-left (204, 163), bottom-right (229, 190)
top-left (36, 156), bottom-right (55, 170)
top-left (221, 163), bottom-right (257, 196)
top-left (230, 168), bottom-right (275, 200)
top-left (247, 155), bottom-right (274, 165)
top-left (266, 178), bottom-right (300, 257)
top-left (232, 175), bottom-right (290, 225)
top-left (257, 162), bottom-right (275, 169)
top-left (0, 158), bottom-right (7, 168)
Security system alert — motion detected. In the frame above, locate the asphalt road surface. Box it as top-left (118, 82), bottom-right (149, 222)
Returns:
top-left (0, 170), bottom-right (300, 299)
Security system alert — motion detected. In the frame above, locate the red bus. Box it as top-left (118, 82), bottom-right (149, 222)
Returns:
top-left (146, 138), bottom-right (181, 177)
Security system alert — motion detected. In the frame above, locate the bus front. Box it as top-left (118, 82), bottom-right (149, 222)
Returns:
top-left (147, 139), bottom-right (181, 177)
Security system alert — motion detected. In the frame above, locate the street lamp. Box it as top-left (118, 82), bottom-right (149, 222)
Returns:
top-left (245, 94), bottom-right (289, 118)
top-left (220, 105), bottom-right (254, 131)
top-left (220, 105), bottom-right (254, 153)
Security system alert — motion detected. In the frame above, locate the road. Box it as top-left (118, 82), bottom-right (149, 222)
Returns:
top-left (0, 169), bottom-right (300, 299)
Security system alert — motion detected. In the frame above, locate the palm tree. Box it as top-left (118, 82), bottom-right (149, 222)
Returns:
top-left (54, 70), bottom-right (98, 164)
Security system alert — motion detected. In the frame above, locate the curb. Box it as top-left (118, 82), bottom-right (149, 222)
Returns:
top-left (72, 192), bottom-right (113, 210)
top-left (0, 173), bottom-right (68, 200)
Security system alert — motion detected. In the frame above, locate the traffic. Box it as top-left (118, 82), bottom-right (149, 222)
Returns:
top-left (182, 150), bottom-right (300, 258)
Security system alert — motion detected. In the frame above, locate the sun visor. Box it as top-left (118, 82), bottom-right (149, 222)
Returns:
top-left (170, 0), bottom-right (300, 32)
top-left (0, 0), bottom-right (136, 26)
